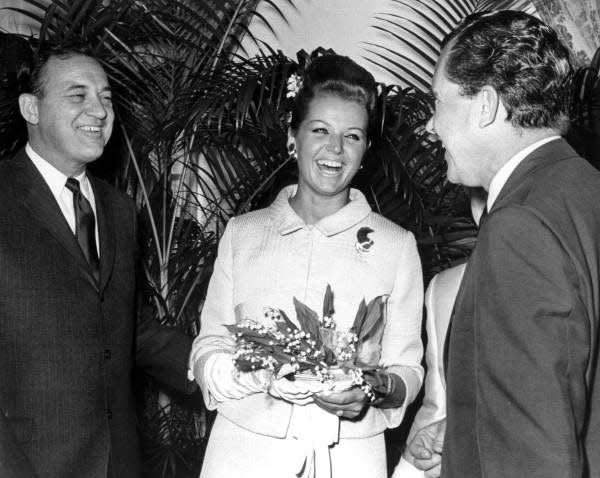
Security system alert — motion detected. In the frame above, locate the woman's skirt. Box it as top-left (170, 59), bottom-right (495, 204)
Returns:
top-left (200, 413), bottom-right (387, 478)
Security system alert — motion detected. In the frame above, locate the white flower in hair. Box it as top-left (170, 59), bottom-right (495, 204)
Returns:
top-left (286, 73), bottom-right (303, 98)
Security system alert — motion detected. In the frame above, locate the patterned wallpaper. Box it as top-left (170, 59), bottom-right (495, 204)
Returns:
top-left (532, 0), bottom-right (600, 67)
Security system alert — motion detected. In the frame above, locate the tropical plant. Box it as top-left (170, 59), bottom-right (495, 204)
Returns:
top-left (6, 0), bottom-right (591, 476)
top-left (366, 0), bottom-right (537, 91)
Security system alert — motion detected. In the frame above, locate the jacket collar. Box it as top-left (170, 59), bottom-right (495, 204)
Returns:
top-left (490, 137), bottom-right (579, 213)
top-left (12, 148), bottom-right (116, 292)
top-left (269, 185), bottom-right (372, 237)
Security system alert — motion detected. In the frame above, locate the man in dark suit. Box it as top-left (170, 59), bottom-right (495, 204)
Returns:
top-left (0, 45), bottom-right (195, 477)
top-left (420, 10), bottom-right (600, 478)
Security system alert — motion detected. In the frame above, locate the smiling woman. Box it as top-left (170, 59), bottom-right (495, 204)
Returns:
top-left (287, 54), bottom-right (376, 224)
top-left (189, 52), bottom-right (424, 478)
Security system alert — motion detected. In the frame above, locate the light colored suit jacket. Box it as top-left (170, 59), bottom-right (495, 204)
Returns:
top-left (392, 264), bottom-right (466, 477)
top-left (192, 185), bottom-right (424, 439)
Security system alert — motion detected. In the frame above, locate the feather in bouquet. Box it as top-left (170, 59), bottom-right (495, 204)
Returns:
top-left (225, 285), bottom-right (388, 401)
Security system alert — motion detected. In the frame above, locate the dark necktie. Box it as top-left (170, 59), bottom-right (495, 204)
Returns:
top-left (65, 177), bottom-right (100, 283)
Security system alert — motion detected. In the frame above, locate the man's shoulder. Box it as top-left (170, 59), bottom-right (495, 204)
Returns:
top-left (525, 155), bottom-right (600, 211)
top-left (89, 175), bottom-right (134, 208)
top-left (502, 142), bottom-right (600, 216)
top-left (0, 148), bottom-right (27, 168)
top-left (0, 149), bottom-right (30, 189)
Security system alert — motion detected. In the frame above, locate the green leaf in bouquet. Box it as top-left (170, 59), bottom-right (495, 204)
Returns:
top-left (322, 284), bottom-right (335, 319)
top-left (357, 296), bottom-right (385, 341)
top-left (233, 359), bottom-right (259, 373)
top-left (355, 320), bottom-right (385, 366)
top-left (224, 324), bottom-right (271, 344)
top-left (224, 324), bottom-right (239, 335)
top-left (274, 309), bottom-right (300, 335)
top-left (240, 334), bottom-right (279, 348)
top-left (293, 297), bottom-right (323, 349)
top-left (350, 299), bottom-right (368, 337)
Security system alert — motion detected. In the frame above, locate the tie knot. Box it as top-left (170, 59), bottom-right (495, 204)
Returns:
top-left (66, 177), bottom-right (81, 194)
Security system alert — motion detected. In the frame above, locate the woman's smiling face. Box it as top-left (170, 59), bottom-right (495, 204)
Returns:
top-left (290, 93), bottom-right (369, 201)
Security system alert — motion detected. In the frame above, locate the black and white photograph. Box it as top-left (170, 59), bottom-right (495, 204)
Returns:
top-left (0, 1), bottom-right (599, 477)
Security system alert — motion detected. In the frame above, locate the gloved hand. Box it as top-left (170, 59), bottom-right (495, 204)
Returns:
top-left (268, 374), bottom-right (322, 405)
top-left (204, 353), bottom-right (271, 402)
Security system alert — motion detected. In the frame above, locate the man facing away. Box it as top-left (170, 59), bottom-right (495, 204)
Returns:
top-left (421, 10), bottom-right (600, 478)
top-left (0, 45), bottom-right (195, 478)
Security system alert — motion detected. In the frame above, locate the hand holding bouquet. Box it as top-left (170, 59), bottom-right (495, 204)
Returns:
top-left (225, 285), bottom-right (388, 402)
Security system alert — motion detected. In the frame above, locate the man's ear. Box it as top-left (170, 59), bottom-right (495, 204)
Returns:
top-left (477, 85), bottom-right (500, 128)
top-left (18, 93), bottom-right (39, 125)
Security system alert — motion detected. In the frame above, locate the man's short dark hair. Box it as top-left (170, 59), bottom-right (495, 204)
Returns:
top-left (442, 10), bottom-right (572, 132)
top-left (20, 43), bottom-right (95, 97)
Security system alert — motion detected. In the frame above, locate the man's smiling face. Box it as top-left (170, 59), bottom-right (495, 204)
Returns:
top-left (27, 54), bottom-right (114, 176)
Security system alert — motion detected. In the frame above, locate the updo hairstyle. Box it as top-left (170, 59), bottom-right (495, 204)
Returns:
top-left (288, 54), bottom-right (379, 141)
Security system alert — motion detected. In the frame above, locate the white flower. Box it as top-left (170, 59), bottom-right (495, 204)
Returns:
top-left (286, 73), bottom-right (303, 99)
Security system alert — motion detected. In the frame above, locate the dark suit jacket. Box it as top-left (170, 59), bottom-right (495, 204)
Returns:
top-left (443, 138), bottom-right (600, 478)
top-left (0, 149), bottom-right (193, 478)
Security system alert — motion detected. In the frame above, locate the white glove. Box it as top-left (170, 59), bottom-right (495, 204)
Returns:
top-left (204, 353), bottom-right (271, 402)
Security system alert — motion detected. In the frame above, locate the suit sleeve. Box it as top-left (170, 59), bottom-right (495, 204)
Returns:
top-left (135, 298), bottom-right (195, 394)
top-left (474, 206), bottom-right (588, 476)
top-left (0, 412), bottom-right (38, 478)
top-left (132, 202), bottom-right (196, 394)
top-left (188, 218), bottom-right (265, 409)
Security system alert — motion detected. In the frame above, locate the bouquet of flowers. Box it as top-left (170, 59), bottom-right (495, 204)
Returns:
top-left (225, 285), bottom-right (388, 401)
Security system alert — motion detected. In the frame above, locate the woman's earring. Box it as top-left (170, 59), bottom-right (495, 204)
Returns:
top-left (288, 143), bottom-right (297, 160)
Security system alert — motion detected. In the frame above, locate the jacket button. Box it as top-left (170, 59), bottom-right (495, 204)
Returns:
top-left (104, 350), bottom-right (111, 360)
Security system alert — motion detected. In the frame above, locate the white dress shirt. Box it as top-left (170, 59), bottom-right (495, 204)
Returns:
top-left (26, 143), bottom-right (100, 254)
top-left (487, 135), bottom-right (561, 211)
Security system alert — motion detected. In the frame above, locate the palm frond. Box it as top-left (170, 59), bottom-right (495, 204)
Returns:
top-left (368, 0), bottom-right (537, 92)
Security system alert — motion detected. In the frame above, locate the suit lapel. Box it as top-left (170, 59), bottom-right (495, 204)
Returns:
top-left (91, 178), bottom-right (116, 293)
top-left (14, 150), bottom-right (98, 290)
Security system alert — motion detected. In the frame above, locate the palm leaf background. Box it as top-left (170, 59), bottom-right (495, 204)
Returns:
top-left (1, 1), bottom-right (598, 476)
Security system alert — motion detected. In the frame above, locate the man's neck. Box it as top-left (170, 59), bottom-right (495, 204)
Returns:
top-left (27, 139), bottom-right (87, 178)
top-left (481, 127), bottom-right (560, 191)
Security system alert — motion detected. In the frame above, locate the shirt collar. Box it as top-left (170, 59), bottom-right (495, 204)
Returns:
top-left (26, 142), bottom-right (89, 197)
top-left (487, 135), bottom-right (560, 211)
top-left (269, 185), bottom-right (372, 237)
